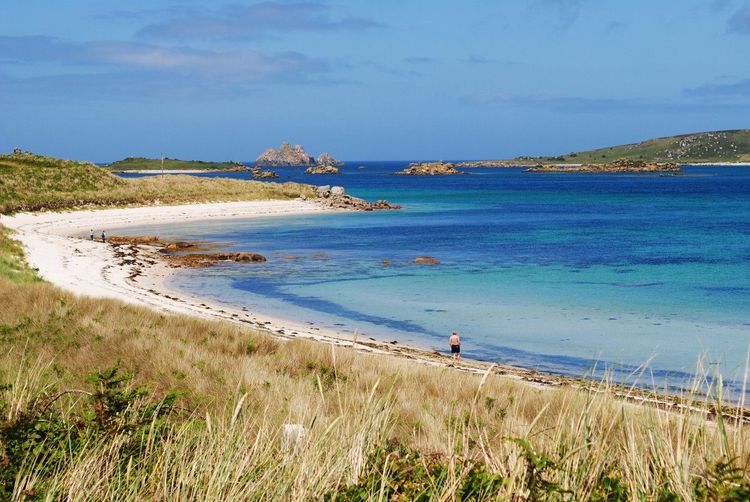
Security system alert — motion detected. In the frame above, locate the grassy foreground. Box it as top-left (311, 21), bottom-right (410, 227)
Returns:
top-left (2, 227), bottom-right (749, 500)
top-left (1, 154), bottom-right (750, 500)
top-left (0, 152), bottom-right (315, 213)
top-left (106, 157), bottom-right (244, 171)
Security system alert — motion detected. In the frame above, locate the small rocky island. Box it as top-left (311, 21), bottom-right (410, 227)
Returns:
top-left (525, 159), bottom-right (681, 174)
top-left (256, 143), bottom-right (344, 168)
top-left (305, 165), bottom-right (340, 175)
top-left (396, 161), bottom-right (467, 176)
top-left (316, 152), bottom-right (343, 166)
top-left (251, 167), bottom-right (279, 179)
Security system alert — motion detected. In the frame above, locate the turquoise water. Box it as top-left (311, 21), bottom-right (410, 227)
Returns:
top-left (119, 164), bottom-right (750, 395)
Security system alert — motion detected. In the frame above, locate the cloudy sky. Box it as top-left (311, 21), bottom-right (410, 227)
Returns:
top-left (1, 0), bottom-right (749, 161)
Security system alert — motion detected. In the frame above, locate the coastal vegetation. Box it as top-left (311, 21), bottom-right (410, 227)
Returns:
top-left (0, 152), bottom-right (316, 213)
top-left (106, 157), bottom-right (245, 171)
top-left (0, 152), bottom-right (749, 499)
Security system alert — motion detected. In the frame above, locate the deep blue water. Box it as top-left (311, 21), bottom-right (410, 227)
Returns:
top-left (118, 163), bottom-right (750, 396)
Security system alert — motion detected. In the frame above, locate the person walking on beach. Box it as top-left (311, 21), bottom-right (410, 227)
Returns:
top-left (449, 331), bottom-right (461, 362)
top-left (101, 230), bottom-right (107, 243)
top-left (89, 229), bottom-right (94, 241)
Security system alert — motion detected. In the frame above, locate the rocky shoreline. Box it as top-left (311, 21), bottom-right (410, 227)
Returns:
top-left (310, 185), bottom-right (400, 210)
top-left (525, 159), bottom-right (681, 174)
top-left (396, 161), bottom-right (467, 175)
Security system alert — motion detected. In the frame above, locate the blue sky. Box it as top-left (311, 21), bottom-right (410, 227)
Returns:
top-left (1, 0), bottom-right (749, 162)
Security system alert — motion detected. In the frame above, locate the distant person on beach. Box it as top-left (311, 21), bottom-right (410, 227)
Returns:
top-left (449, 331), bottom-right (461, 362)
top-left (89, 229), bottom-right (94, 241)
top-left (101, 230), bottom-right (107, 243)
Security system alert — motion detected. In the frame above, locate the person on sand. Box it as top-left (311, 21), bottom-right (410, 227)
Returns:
top-left (101, 230), bottom-right (107, 243)
top-left (449, 331), bottom-right (461, 362)
top-left (89, 229), bottom-right (94, 241)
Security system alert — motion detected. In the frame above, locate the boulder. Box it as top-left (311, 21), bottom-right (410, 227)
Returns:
top-left (317, 185), bottom-right (331, 198)
top-left (330, 186), bottom-right (345, 196)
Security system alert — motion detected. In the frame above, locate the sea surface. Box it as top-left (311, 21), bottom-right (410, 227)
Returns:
top-left (118, 163), bottom-right (750, 397)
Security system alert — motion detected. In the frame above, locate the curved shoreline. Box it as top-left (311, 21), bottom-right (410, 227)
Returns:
top-left (0, 201), bottom-right (571, 385)
top-left (4, 200), bottom-right (747, 418)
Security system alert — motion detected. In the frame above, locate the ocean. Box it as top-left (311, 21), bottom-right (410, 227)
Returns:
top-left (118, 163), bottom-right (750, 396)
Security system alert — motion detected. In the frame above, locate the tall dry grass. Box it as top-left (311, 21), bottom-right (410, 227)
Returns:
top-left (0, 219), bottom-right (748, 499)
top-left (2, 272), bottom-right (749, 499)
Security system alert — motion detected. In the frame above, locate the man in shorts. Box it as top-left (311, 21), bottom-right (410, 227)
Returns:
top-left (449, 331), bottom-right (461, 362)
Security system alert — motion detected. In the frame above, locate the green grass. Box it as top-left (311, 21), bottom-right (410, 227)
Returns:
top-left (0, 226), bottom-right (39, 284)
top-left (106, 157), bottom-right (244, 171)
top-left (517, 129), bottom-right (750, 164)
top-left (0, 152), bottom-right (316, 213)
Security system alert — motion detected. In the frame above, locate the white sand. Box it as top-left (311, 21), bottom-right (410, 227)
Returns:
top-left (0, 200), bottom-right (566, 385)
top-left (0, 200), bottom-right (445, 362)
top-left (1, 200), bottom-right (735, 414)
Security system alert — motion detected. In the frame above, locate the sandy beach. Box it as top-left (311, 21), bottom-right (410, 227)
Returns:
top-left (0, 200), bottom-right (520, 378)
top-left (3, 199), bottom-right (745, 418)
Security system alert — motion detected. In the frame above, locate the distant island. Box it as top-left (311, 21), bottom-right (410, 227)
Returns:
top-left (525, 159), bottom-right (681, 174)
top-left (460, 130), bottom-right (750, 167)
top-left (256, 142), bottom-right (343, 167)
top-left (106, 157), bottom-right (246, 172)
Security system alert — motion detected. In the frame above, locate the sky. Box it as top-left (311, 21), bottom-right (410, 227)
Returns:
top-left (1, 0), bottom-right (749, 162)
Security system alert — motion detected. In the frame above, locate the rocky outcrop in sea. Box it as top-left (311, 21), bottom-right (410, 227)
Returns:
top-left (255, 143), bottom-right (345, 167)
top-left (256, 143), bottom-right (315, 166)
top-left (396, 161), bottom-right (466, 175)
top-left (305, 165), bottom-right (340, 175)
top-left (525, 159), bottom-right (681, 174)
top-left (316, 153), bottom-right (343, 166)
top-left (251, 167), bottom-right (279, 179)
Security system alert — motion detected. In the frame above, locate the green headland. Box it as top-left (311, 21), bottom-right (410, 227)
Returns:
top-left (106, 156), bottom-right (245, 171)
top-left (518, 129), bottom-right (750, 164)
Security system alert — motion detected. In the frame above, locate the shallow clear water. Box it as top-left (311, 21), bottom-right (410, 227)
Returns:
top-left (118, 163), bottom-right (750, 395)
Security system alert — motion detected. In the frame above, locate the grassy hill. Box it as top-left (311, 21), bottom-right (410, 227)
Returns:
top-left (106, 156), bottom-right (244, 171)
top-left (0, 152), bottom-right (314, 213)
top-left (518, 129), bottom-right (750, 164)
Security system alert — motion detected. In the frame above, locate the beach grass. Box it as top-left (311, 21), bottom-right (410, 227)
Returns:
top-left (0, 152), bottom-right (316, 214)
top-left (1, 224), bottom-right (749, 500)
